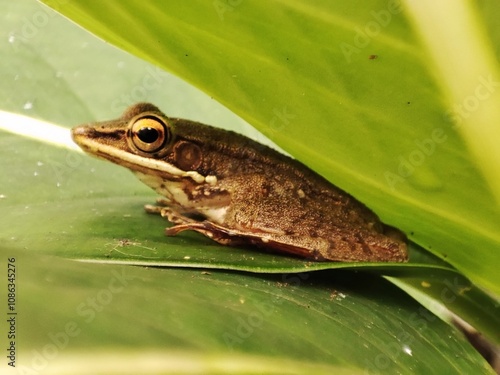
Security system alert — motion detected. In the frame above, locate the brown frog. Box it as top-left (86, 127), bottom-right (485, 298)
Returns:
top-left (71, 103), bottom-right (408, 262)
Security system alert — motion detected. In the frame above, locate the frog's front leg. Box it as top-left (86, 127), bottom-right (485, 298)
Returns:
top-left (144, 202), bottom-right (243, 246)
top-left (145, 201), bottom-right (197, 225)
top-left (144, 197), bottom-right (172, 215)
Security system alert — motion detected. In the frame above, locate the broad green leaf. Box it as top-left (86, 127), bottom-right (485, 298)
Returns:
top-left (0, 253), bottom-right (494, 374)
top-left (0, 1), bottom-right (498, 372)
top-left (405, 1), bottom-right (500, 201)
top-left (1, 114), bottom-right (498, 344)
top-left (37, 0), bottom-right (500, 297)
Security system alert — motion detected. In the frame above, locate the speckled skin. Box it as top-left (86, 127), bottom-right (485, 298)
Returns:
top-left (72, 103), bottom-right (408, 262)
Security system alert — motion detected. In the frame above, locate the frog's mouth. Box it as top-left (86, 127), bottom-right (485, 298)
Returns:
top-left (71, 125), bottom-right (217, 186)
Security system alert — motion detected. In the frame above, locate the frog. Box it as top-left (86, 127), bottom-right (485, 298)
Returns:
top-left (71, 103), bottom-right (408, 262)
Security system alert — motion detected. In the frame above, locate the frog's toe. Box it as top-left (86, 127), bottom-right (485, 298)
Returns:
top-left (144, 204), bottom-right (163, 215)
top-left (155, 197), bottom-right (172, 206)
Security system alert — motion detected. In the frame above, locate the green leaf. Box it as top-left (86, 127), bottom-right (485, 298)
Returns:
top-left (404, 1), bottom-right (500, 201)
top-left (36, 0), bottom-right (500, 297)
top-left (0, 1), bottom-right (498, 372)
top-left (1, 253), bottom-right (494, 374)
top-left (1, 114), bottom-right (498, 343)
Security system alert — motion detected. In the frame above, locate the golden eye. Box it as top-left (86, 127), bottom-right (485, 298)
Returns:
top-left (129, 116), bottom-right (170, 153)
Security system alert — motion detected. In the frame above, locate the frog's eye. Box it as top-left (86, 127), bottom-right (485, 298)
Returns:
top-left (129, 116), bottom-right (170, 153)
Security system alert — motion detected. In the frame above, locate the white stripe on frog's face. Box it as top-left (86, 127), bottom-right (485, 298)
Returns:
top-left (73, 129), bottom-right (215, 184)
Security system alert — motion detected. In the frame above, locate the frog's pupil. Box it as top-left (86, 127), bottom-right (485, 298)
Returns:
top-left (137, 127), bottom-right (159, 143)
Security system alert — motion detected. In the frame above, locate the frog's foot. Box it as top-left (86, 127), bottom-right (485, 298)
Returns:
top-left (144, 198), bottom-right (172, 215)
top-left (144, 204), bottom-right (162, 215)
top-left (159, 208), bottom-right (199, 226)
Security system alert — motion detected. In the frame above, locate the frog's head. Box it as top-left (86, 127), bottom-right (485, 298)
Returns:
top-left (71, 102), bottom-right (217, 187)
top-left (71, 102), bottom-right (230, 214)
